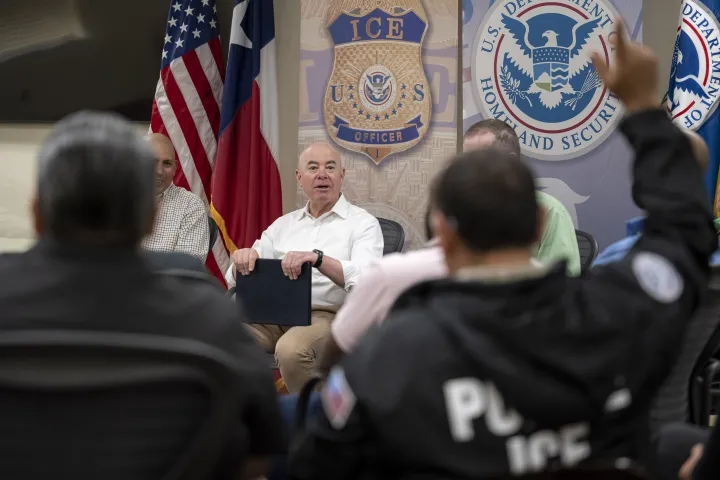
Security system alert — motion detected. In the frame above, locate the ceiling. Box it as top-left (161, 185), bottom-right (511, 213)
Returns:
top-left (0, 0), bottom-right (236, 122)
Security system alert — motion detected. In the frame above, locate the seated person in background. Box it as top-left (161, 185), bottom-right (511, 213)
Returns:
top-left (314, 210), bottom-right (445, 376)
top-left (289, 26), bottom-right (717, 479)
top-left (141, 133), bottom-right (209, 262)
top-left (225, 143), bottom-right (383, 393)
top-left (593, 130), bottom-right (720, 266)
top-left (464, 119), bottom-right (582, 275)
top-left (0, 112), bottom-right (285, 480)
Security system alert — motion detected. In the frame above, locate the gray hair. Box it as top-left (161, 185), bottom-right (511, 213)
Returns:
top-left (36, 111), bottom-right (155, 247)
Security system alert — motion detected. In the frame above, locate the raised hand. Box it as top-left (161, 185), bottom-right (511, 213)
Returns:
top-left (591, 19), bottom-right (659, 113)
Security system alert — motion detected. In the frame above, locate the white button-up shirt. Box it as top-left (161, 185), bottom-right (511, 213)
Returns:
top-left (225, 194), bottom-right (384, 306)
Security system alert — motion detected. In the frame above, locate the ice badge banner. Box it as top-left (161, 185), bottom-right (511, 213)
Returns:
top-left (299, 0), bottom-right (457, 249)
top-left (323, 2), bottom-right (432, 163)
top-left (463, 0), bottom-right (643, 248)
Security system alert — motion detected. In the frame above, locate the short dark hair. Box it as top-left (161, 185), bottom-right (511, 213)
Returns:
top-left (432, 148), bottom-right (538, 251)
top-left (464, 119), bottom-right (521, 156)
top-left (36, 111), bottom-right (156, 248)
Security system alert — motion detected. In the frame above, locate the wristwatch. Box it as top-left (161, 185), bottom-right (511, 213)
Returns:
top-left (312, 249), bottom-right (324, 269)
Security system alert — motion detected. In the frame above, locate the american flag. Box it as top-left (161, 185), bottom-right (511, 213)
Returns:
top-left (210, 0), bottom-right (282, 260)
top-left (150, 0), bottom-right (230, 283)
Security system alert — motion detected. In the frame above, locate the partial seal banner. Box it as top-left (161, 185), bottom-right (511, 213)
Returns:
top-left (298, 0), bottom-right (458, 250)
top-left (462, 0), bottom-right (644, 250)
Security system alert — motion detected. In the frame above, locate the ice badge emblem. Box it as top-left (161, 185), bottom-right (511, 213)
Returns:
top-left (324, 0), bottom-right (432, 164)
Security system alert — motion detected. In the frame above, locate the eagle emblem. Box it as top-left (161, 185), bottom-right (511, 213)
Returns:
top-left (501, 13), bottom-right (603, 110)
top-left (467, 0), bottom-right (623, 161)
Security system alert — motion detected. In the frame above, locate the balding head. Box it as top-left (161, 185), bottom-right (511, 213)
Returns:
top-left (298, 143), bottom-right (341, 170)
top-left (146, 133), bottom-right (177, 194)
top-left (683, 129), bottom-right (709, 172)
top-left (296, 142), bottom-right (345, 216)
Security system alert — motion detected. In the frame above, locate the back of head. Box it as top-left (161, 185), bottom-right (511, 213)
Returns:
top-left (432, 148), bottom-right (538, 251)
top-left (36, 111), bottom-right (155, 248)
top-left (463, 119), bottom-right (521, 157)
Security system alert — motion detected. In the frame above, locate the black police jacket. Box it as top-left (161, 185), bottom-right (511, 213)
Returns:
top-left (289, 109), bottom-right (718, 480)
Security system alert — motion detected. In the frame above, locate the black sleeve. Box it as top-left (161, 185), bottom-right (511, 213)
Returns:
top-left (289, 369), bottom-right (380, 480)
top-left (240, 344), bottom-right (288, 456)
top-left (211, 310), bottom-right (288, 457)
top-left (586, 109), bottom-right (716, 398)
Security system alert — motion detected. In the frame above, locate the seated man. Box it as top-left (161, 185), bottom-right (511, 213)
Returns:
top-left (141, 133), bottom-right (209, 262)
top-left (464, 119), bottom-right (582, 275)
top-left (289, 27), bottom-right (717, 479)
top-left (225, 143), bottom-right (383, 393)
top-left (593, 130), bottom-right (720, 267)
top-left (0, 112), bottom-right (284, 480)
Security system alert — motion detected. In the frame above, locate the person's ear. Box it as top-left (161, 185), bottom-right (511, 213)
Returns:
top-left (295, 168), bottom-right (302, 185)
top-left (433, 210), bottom-right (458, 257)
top-left (31, 196), bottom-right (43, 237)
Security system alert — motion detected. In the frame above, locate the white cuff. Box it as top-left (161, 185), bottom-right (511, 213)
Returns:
top-left (339, 260), bottom-right (357, 291)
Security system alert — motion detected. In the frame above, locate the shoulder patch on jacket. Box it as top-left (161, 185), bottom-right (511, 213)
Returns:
top-left (322, 366), bottom-right (357, 429)
top-left (631, 252), bottom-right (684, 303)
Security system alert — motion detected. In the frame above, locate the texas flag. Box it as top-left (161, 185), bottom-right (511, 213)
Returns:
top-left (210, 0), bottom-right (282, 269)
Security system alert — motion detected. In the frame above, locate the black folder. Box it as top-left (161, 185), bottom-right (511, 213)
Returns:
top-left (234, 259), bottom-right (312, 326)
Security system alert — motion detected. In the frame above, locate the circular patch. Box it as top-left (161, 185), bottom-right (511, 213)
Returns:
top-left (359, 65), bottom-right (397, 113)
top-left (469, 0), bottom-right (623, 161)
top-left (631, 252), bottom-right (684, 304)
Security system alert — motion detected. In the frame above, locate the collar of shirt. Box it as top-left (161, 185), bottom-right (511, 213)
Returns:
top-left (157, 183), bottom-right (178, 201)
top-left (298, 194), bottom-right (350, 221)
top-left (626, 216), bottom-right (645, 237)
top-left (455, 259), bottom-right (547, 284)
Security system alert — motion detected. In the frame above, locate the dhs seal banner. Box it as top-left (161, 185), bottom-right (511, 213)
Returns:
top-left (464, 0), bottom-right (644, 249)
top-left (299, 0), bottom-right (457, 250)
top-left (324, 2), bottom-right (432, 164)
top-left (665, 0), bottom-right (720, 207)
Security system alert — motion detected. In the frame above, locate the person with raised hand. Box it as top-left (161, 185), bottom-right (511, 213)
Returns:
top-left (289, 20), bottom-right (716, 480)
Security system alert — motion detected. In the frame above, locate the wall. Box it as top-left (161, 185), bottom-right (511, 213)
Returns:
top-left (0, 0), bottom-right (683, 252)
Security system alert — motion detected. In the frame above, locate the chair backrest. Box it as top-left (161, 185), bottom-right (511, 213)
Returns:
top-left (650, 270), bottom-right (720, 433)
top-left (0, 330), bottom-right (242, 480)
top-left (689, 266), bottom-right (720, 423)
top-left (377, 217), bottom-right (405, 255)
top-left (576, 229), bottom-right (599, 272)
top-left (208, 216), bottom-right (219, 254)
top-left (143, 251), bottom-right (208, 274)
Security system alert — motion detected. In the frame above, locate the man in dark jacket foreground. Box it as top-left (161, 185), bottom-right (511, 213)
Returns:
top-left (289, 22), bottom-right (717, 480)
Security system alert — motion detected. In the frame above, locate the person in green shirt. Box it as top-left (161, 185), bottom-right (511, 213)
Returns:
top-left (463, 120), bottom-right (582, 275)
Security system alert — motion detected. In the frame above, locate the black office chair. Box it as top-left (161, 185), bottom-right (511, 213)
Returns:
top-left (0, 330), bottom-right (242, 480)
top-left (208, 216), bottom-right (219, 255)
top-left (690, 267), bottom-right (720, 426)
top-left (650, 266), bottom-right (720, 432)
top-left (576, 229), bottom-right (599, 273)
top-left (377, 217), bottom-right (405, 255)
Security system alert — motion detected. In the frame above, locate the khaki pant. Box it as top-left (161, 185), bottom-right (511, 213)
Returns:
top-left (245, 306), bottom-right (337, 393)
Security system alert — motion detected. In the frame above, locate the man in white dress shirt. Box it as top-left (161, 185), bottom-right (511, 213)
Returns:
top-left (141, 134), bottom-right (209, 262)
top-left (225, 143), bottom-right (383, 392)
